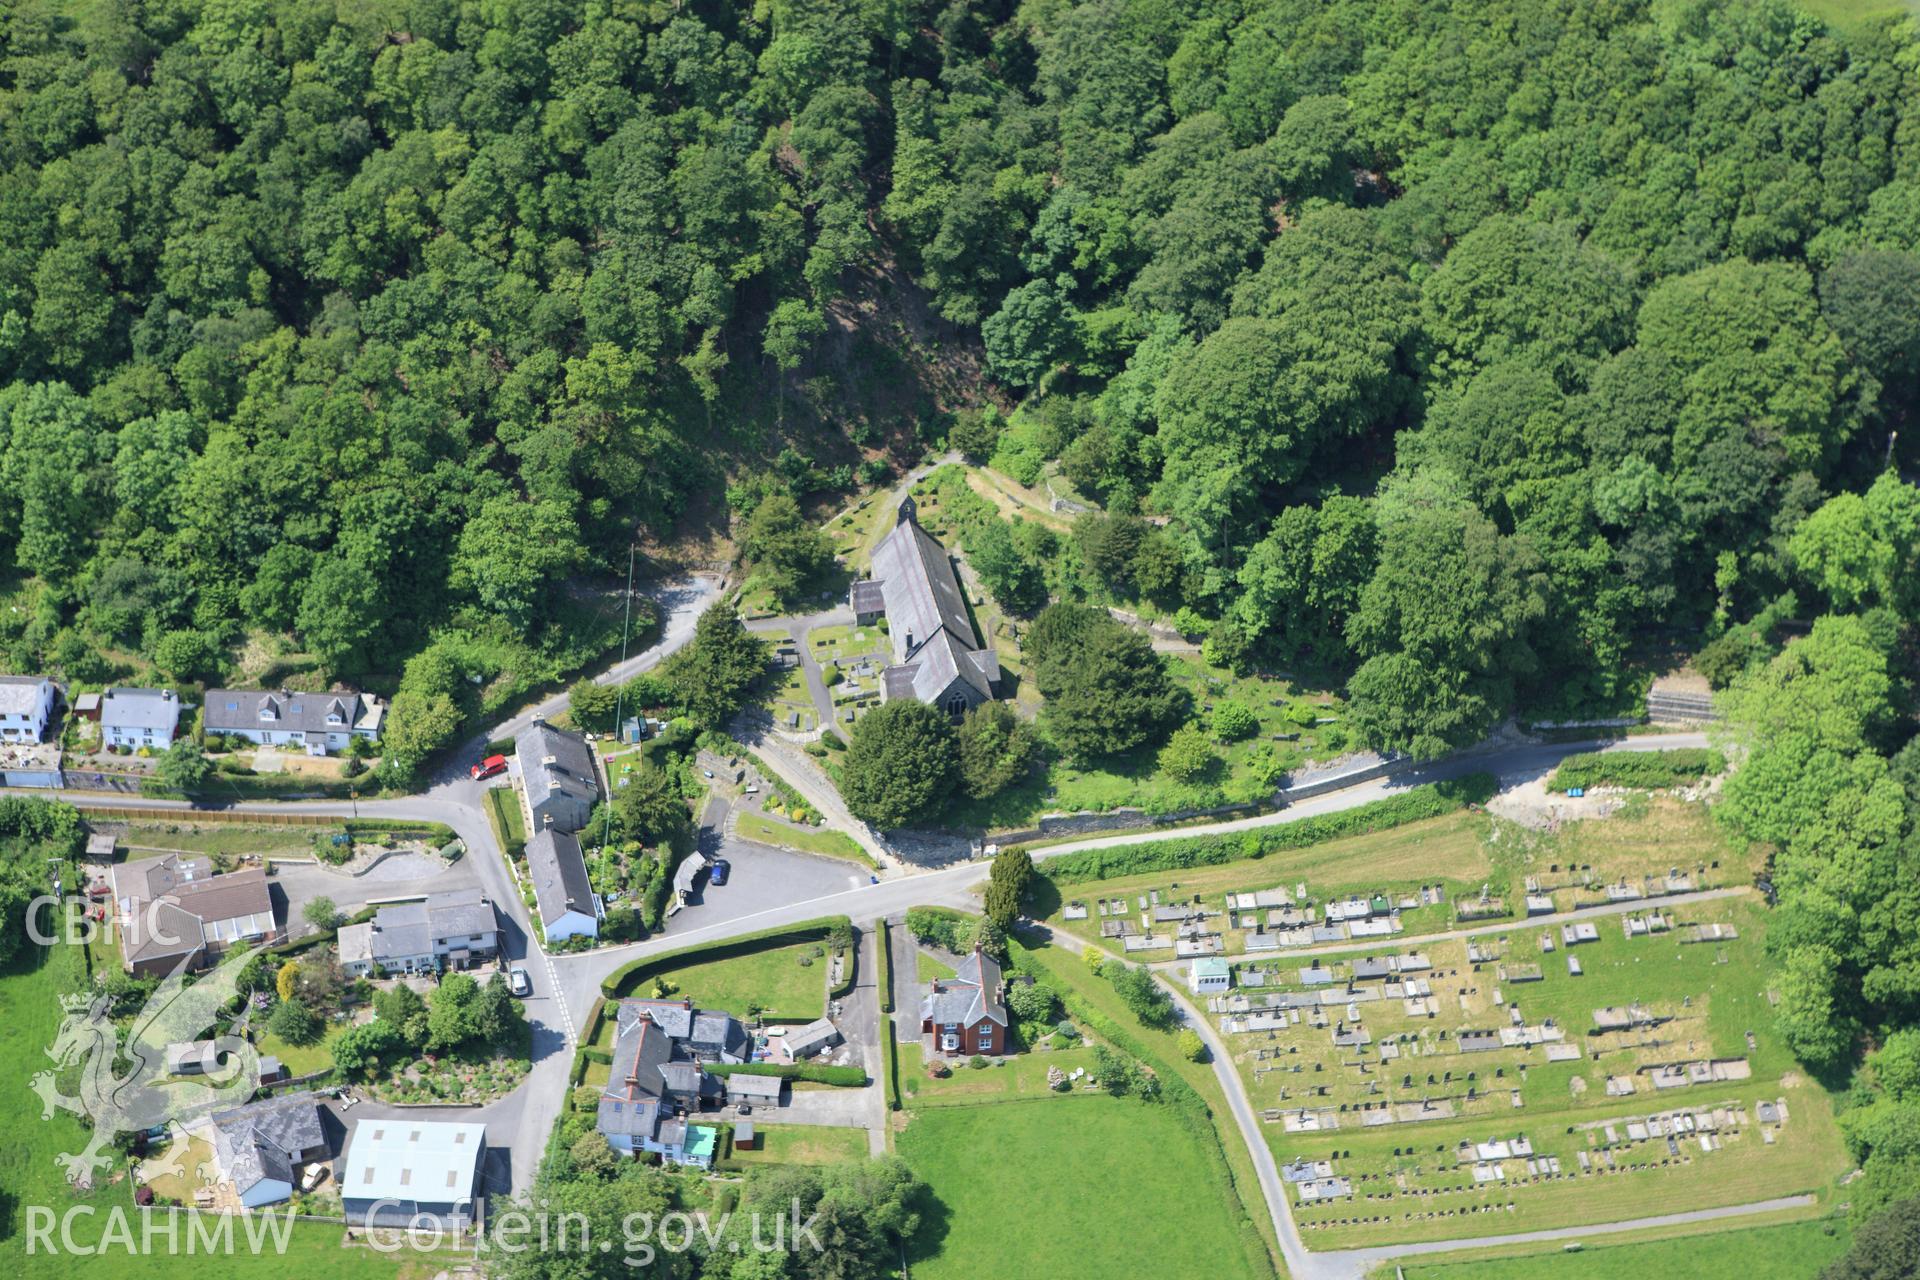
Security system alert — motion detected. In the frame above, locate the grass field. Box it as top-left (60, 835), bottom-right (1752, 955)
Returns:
top-left (657, 942), bottom-right (828, 1020)
top-left (1793, 0), bottom-right (1913, 35)
top-left (1522, 798), bottom-right (1760, 890)
top-left (1021, 938), bottom-right (1283, 1269)
top-left (0, 940), bottom-right (445, 1279)
top-left (735, 813), bottom-right (873, 866)
top-left (1402, 1216), bottom-right (1850, 1280)
top-left (729, 1124), bottom-right (869, 1167)
top-left (899, 1096), bottom-right (1271, 1280)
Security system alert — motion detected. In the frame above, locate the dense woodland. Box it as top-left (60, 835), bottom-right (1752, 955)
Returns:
top-left (3, 0), bottom-right (1920, 760)
top-left (5, 0), bottom-right (1920, 1245)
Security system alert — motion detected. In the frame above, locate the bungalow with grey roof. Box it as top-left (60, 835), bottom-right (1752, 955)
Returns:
top-left (210, 1091), bottom-right (335, 1209)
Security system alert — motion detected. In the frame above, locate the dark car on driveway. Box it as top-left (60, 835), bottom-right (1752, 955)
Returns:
top-left (708, 859), bottom-right (731, 887)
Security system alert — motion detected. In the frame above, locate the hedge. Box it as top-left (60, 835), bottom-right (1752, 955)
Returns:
top-left (882, 1017), bottom-right (902, 1111)
top-left (877, 918), bottom-right (894, 1014)
top-left (1546, 748), bottom-right (1725, 793)
top-left (1038, 773), bottom-right (1499, 886)
top-left (343, 818), bottom-right (457, 842)
top-left (708, 1062), bottom-right (867, 1086)
top-left (580, 997), bottom-right (609, 1050)
top-left (483, 788), bottom-right (526, 859)
top-left (599, 915), bottom-right (852, 998)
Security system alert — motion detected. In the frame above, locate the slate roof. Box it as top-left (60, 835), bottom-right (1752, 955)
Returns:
top-left (848, 579), bottom-right (887, 614)
top-left (725, 1073), bottom-right (784, 1100)
top-left (660, 1061), bottom-right (707, 1099)
top-left (0, 675), bottom-right (52, 716)
top-left (783, 1016), bottom-right (843, 1058)
top-left (119, 864), bottom-right (275, 965)
top-left (869, 503), bottom-right (975, 662)
top-left (100, 687), bottom-right (180, 733)
top-left (425, 887), bottom-right (498, 940)
top-left (881, 666), bottom-right (919, 700)
top-left (211, 1091), bottom-right (327, 1197)
top-left (691, 1009), bottom-right (748, 1059)
top-left (525, 827), bottom-right (595, 925)
top-left (114, 852), bottom-right (211, 903)
top-left (339, 888), bottom-right (494, 969)
top-left (204, 688), bottom-right (373, 735)
top-left (921, 947), bottom-right (1009, 1028)
top-left (607, 1002), bottom-right (674, 1099)
top-left (905, 628), bottom-right (993, 705)
top-left (516, 721), bottom-right (598, 830)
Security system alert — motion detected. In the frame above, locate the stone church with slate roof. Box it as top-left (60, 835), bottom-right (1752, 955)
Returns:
top-left (848, 497), bottom-right (1000, 717)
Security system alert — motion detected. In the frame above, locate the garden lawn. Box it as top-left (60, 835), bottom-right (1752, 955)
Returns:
top-left (660, 943), bottom-right (827, 1021)
top-left (916, 950), bottom-right (955, 983)
top-left (0, 941), bottom-right (445, 1279)
top-left (120, 823), bottom-right (327, 858)
top-left (729, 1124), bottom-right (868, 1167)
top-left (900, 1095), bottom-right (1269, 1280)
top-left (483, 786), bottom-right (526, 858)
top-left (1402, 1217), bottom-right (1849, 1280)
top-left (257, 1021), bottom-right (345, 1077)
top-left (735, 814), bottom-right (873, 867)
top-left (897, 1043), bottom-right (1097, 1106)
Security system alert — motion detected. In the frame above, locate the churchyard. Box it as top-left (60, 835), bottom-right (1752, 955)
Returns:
top-left (807, 623), bottom-right (894, 728)
top-left (1045, 798), bottom-right (1757, 965)
top-left (1212, 895), bottom-right (1849, 1246)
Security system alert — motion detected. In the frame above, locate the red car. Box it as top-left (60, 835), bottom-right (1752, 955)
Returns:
top-left (470, 754), bottom-right (508, 781)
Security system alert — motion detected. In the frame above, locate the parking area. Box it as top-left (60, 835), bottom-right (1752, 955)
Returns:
top-left (272, 857), bottom-right (486, 939)
top-left (663, 832), bottom-right (867, 938)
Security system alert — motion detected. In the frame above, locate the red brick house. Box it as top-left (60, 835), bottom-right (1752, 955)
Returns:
top-left (920, 946), bottom-right (1011, 1056)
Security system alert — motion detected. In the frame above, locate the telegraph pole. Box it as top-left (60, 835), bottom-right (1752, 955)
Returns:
top-left (599, 544), bottom-right (637, 857)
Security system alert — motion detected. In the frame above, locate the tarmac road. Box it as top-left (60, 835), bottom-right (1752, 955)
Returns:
top-left (14, 650), bottom-right (1715, 1214)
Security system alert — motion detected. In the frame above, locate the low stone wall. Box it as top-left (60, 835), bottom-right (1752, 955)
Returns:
top-left (986, 751), bottom-right (1420, 847)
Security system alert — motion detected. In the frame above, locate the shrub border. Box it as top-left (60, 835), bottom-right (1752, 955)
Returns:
top-left (1037, 773), bottom-right (1498, 886)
